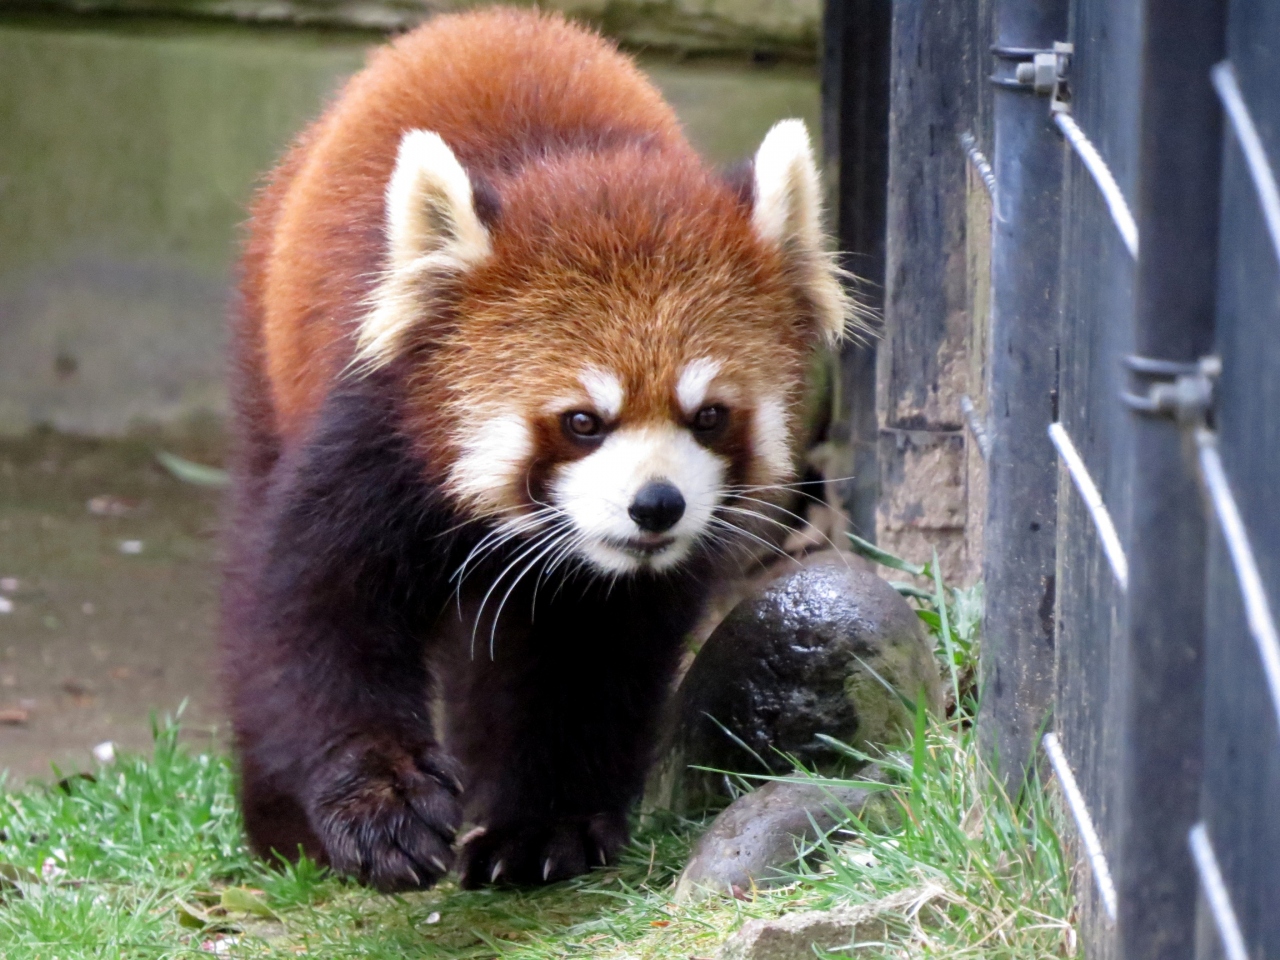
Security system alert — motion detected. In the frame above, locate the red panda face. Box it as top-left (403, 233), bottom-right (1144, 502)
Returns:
top-left (357, 123), bottom-right (856, 577)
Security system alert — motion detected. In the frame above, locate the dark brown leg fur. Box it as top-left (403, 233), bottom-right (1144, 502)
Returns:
top-left (436, 574), bottom-right (698, 887)
top-left (223, 380), bottom-right (466, 891)
top-left (223, 376), bottom-right (709, 890)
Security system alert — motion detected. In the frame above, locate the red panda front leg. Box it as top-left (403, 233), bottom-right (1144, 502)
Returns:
top-left (439, 574), bottom-right (703, 887)
top-left (224, 384), bottom-right (466, 891)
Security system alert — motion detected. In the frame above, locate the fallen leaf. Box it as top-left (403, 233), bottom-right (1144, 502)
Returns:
top-left (55, 773), bottom-right (96, 794)
top-left (156, 451), bottom-right (230, 487)
top-left (61, 679), bottom-right (92, 696)
top-left (0, 578), bottom-right (18, 592)
top-left (0, 862), bottom-right (39, 888)
top-left (176, 896), bottom-right (235, 931)
top-left (221, 886), bottom-right (277, 919)
top-left (649, 920), bottom-right (671, 928)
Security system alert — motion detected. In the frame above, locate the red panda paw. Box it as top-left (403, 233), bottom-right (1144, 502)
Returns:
top-left (307, 735), bottom-right (464, 892)
top-left (456, 811), bottom-right (629, 889)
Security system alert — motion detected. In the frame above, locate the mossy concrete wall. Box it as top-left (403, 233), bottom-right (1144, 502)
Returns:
top-left (0, 16), bottom-right (818, 436)
top-left (2, 0), bottom-right (821, 59)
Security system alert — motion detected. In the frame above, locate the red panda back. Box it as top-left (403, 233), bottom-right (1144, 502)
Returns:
top-left (244, 8), bottom-right (688, 441)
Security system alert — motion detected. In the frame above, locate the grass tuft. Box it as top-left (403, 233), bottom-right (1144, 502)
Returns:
top-left (0, 548), bottom-right (1075, 958)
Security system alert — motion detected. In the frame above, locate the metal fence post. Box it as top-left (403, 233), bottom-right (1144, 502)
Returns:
top-left (1117, 2), bottom-right (1226, 956)
top-left (979, 0), bottom-right (1068, 785)
top-left (821, 0), bottom-right (891, 542)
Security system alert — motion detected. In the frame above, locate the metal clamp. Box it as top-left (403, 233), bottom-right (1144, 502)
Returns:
top-left (991, 42), bottom-right (1073, 111)
top-left (1121, 354), bottom-right (1220, 428)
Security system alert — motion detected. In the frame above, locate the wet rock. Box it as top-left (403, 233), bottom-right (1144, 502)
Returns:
top-left (647, 552), bottom-right (940, 813)
top-left (715, 884), bottom-right (944, 960)
top-left (673, 774), bottom-right (886, 901)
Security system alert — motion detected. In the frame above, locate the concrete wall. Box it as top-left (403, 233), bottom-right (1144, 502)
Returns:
top-left (2, 0), bottom-right (821, 59)
top-left (0, 16), bottom-right (819, 436)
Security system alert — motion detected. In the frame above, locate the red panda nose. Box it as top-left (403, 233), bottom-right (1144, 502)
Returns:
top-left (628, 481), bottom-right (686, 533)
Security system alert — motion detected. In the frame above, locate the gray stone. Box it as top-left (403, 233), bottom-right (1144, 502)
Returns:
top-left (715, 884), bottom-right (944, 960)
top-left (647, 553), bottom-right (941, 813)
top-left (673, 775), bottom-right (886, 902)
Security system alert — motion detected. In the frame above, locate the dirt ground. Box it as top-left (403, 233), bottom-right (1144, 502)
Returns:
top-left (0, 428), bottom-right (226, 782)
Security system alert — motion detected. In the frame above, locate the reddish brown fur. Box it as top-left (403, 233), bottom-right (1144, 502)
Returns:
top-left (253, 8), bottom-right (697, 439)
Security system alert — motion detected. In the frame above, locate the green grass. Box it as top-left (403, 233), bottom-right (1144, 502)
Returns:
top-left (0, 557), bottom-right (1077, 959)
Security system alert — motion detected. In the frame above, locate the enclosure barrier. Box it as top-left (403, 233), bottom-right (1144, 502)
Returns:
top-left (824, 0), bottom-right (1279, 956)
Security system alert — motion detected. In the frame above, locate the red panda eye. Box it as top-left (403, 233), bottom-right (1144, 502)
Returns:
top-left (693, 405), bottom-right (725, 432)
top-left (563, 411), bottom-right (604, 439)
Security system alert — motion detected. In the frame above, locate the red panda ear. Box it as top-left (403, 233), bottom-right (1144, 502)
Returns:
top-left (354, 130), bottom-right (492, 370)
top-left (751, 120), bottom-right (852, 343)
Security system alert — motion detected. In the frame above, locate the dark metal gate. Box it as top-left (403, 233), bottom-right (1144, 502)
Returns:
top-left (823, 0), bottom-right (1280, 956)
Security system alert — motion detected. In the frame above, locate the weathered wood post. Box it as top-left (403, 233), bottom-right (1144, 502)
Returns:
top-left (820, 0), bottom-right (891, 542)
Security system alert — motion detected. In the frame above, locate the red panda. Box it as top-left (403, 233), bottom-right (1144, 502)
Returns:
top-left (223, 7), bottom-right (854, 892)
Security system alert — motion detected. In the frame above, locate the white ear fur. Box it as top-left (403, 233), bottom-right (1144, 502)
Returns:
top-left (354, 130), bottom-right (492, 370)
top-left (751, 119), bottom-right (853, 343)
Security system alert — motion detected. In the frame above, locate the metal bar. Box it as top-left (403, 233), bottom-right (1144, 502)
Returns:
top-left (1044, 732), bottom-right (1119, 921)
top-left (1196, 428), bottom-right (1280, 729)
top-left (1212, 61), bottom-right (1280, 269)
top-left (1117, 4), bottom-right (1223, 955)
top-left (1048, 423), bottom-right (1129, 591)
top-left (1188, 824), bottom-right (1250, 960)
top-left (961, 395), bottom-right (991, 460)
top-left (979, 0), bottom-right (1067, 790)
top-left (961, 131), bottom-right (998, 206)
top-left (1054, 113), bottom-right (1140, 257)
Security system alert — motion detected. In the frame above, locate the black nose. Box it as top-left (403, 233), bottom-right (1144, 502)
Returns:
top-left (628, 480), bottom-right (686, 533)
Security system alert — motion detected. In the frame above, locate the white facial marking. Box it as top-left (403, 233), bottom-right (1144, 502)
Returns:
top-left (552, 424), bottom-right (725, 574)
top-left (676, 358), bottom-right (722, 416)
top-left (753, 395), bottom-right (793, 482)
top-left (580, 367), bottom-right (624, 420)
top-left (447, 413), bottom-right (531, 513)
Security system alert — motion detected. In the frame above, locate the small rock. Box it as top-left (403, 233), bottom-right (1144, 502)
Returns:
top-left (0, 707), bottom-right (29, 725)
top-left (201, 935), bottom-right (240, 955)
top-left (0, 597), bottom-right (11, 614)
top-left (715, 884), bottom-right (944, 960)
top-left (674, 775), bottom-right (886, 901)
top-left (118, 540), bottom-right (144, 555)
top-left (92, 741), bottom-right (116, 764)
top-left (0, 577), bottom-right (18, 592)
top-left (88, 494), bottom-right (139, 517)
top-left (41, 855), bottom-right (66, 883)
top-left (647, 553), bottom-right (941, 812)
top-left (425, 911), bottom-right (441, 925)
